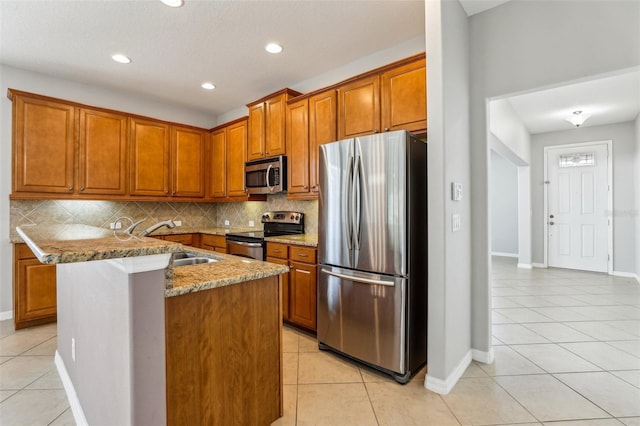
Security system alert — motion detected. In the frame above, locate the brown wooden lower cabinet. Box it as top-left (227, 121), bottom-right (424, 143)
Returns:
top-left (199, 234), bottom-right (227, 253)
top-left (165, 276), bottom-right (282, 425)
top-left (266, 242), bottom-right (317, 332)
top-left (13, 243), bottom-right (57, 329)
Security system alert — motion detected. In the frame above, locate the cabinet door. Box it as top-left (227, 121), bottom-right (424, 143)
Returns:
top-left (14, 244), bottom-right (57, 329)
top-left (247, 103), bottom-right (265, 161)
top-left (171, 126), bottom-right (205, 198)
top-left (209, 128), bottom-right (227, 198)
top-left (286, 98), bottom-right (309, 195)
top-left (289, 261), bottom-right (317, 331)
top-left (309, 90), bottom-right (337, 193)
top-left (130, 118), bottom-right (170, 196)
top-left (79, 109), bottom-right (128, 195)
top-left (265, 94), bottom-right (287, 157)
top-left (12, 95), bottom-right (76, 194)
top-left (381, 59), bottom-right (427, 133)
top-left (267, 256), bottom-right (290, 321)
top-left (337, 75), bottom-right (380, 140)
top-left (226, 119), bottom-right (248, 198)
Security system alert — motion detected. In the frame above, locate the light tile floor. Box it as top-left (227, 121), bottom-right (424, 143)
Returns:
top-left (1, 257), bottom-right (639, 425)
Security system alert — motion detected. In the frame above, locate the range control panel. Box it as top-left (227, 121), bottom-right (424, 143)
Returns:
top-left (261, 211), bottom-right (304, 224)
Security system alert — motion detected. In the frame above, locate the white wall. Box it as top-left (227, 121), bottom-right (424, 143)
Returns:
top-left (425, 0), bottom-right (472, 394)
top-left (490, 150), bottom-right (518, 255)
top-left (216, 36), bottom-right (426, 124)
top-left (490, 99), bottom-right (531, 165)
top-left (635, 114), bottom-right (640, 281)
top-left (531, 122), bottom-right (637, 273)
top-left (0, 65), bottom-right (216, 316)
top-left (468, 0), bottom-right (640, 353)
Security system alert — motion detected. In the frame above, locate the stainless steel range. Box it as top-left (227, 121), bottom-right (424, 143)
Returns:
top-left (225, 211), bottom-right (304, 260)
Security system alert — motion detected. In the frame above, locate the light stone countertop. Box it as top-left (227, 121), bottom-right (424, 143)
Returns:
top-left (16, 224), bottom-right (288, 298)
top-left (264, 234), bottom-right (318, 247)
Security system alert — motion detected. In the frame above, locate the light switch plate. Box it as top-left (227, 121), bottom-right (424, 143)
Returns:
top-left (249, 220), bottom-right (255, 227)
top-left (452, 214), bottom-right (461, 232)
top-left (224, 220), bottom-right (230, 226)
top-left (452, 182), bottom-right (463, 201)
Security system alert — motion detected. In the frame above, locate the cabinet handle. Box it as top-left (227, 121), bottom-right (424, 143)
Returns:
top-left (296, 253), bottom-right (309, 258)
top-left (273, 249), bottom-right (282, 253)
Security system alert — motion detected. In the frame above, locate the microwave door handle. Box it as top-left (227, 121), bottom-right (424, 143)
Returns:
top-left (266, 164), bottom-right (274, 192)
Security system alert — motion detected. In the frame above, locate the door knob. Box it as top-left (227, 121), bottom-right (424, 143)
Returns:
top-left (549, 221), bottom-right (555, 225)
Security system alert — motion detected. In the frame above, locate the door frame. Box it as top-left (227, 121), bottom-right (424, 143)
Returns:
top-left (543, 140), bottom-right (613, 273)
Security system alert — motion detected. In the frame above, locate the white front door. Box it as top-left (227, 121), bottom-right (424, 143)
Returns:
top-left (547, 143), bottom-right (610, 272)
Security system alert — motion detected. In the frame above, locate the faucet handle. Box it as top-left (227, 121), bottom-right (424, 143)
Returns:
top-left (123, 219), bottom-right (147, 235)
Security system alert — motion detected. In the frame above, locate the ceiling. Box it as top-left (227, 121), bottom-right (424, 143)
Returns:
top-left (0, 0), bottom-right (427, 118)
top-left (505, 70), bottom-right (640, 134)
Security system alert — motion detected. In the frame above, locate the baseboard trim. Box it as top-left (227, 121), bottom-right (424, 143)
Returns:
top-left (532, 263), bottom-right (546, 268)
top-left (424, 350), bottom-right (472, 395)
top-left (517, 263), bottom-right (532, 270)
top-left (0, 310), bottom-right (13, 321)
top-left (612, 271), bottom-right (640, 284)
top-left (55, 351), bottom-right (88, 426)
top-left (491, 252), bottom-right (518, 258)
top-left (472, 347), bottom-right (494, 364)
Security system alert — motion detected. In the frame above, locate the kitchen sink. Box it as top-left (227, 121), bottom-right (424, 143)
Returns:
top-left (171, 252), bottom-right (218, 267)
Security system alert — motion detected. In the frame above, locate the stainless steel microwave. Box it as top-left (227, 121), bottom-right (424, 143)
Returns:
top-left (245, 155), bottom-right (287, 194)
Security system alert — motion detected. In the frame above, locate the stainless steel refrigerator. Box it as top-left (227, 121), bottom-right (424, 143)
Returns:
top-left (317, 130), bottom-right (427, 384)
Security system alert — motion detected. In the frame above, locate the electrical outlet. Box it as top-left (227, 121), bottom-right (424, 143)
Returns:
top-left (224, 220), bottom-right (230, 226)
top-left (174, 220), bottom-right (182, 227)
top-left (451, 182), bottom-right (463, 201)
top-left (71, 338), bottom-right (76, 362)
top-left (249, 220), bottom-right (255, 227)
top-left (109, 222), bottom-right (122, 230)
top-left (452, 214), bottom-right (461, 233)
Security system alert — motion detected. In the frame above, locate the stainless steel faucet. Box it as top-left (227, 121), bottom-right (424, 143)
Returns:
top-left (123, 219), bottom-right (146, 235)
top-left (139, 220), bottom-right (176, 237)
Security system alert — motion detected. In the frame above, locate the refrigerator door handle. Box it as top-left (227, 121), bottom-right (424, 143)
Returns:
top-left (353, 154), bottom-right (362, 250)
top-left (321, 268), bottom-right (396, 287)
top-left (344, 155), bottom-right (355, 250)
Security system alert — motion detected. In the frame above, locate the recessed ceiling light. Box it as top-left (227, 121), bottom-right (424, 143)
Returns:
top-left (265, 43), bottom-right (283, 54)
top-left (161, 0), bottom-right (184, 7)
top-left (111, 54), bottom-right (132, 64)
top-left (201, 82), bottom-right (216, 90)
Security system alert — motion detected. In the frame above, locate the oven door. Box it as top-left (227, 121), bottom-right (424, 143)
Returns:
top-left (226, 240), bottom-right (264, 260)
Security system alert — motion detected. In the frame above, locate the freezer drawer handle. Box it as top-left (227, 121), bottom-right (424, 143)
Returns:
top-left (321, 269), bottom-right (395, 287)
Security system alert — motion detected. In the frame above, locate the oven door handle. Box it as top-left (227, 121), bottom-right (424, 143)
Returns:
top-left (227, 240), bottom-right (263, 248)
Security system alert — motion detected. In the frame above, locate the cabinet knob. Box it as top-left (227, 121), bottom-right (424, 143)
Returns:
top-left (304, 185), bottom-right (308, 189)
top-left (172, 191), bottom-right (176, 196)
top-left (165, 190), bottom-right (169, 195)
top-left (384, 128), bottom-right (389, 132)
top-left (80, 187), bottom-right (85, 191)
top-left (68, 186), bottom-right (73, 191)
top-left (374, 129), bottom-right (379, 133)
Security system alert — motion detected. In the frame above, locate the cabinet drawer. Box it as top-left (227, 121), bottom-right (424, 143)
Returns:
top-left (162, 234), bottom-right (194, 246)
top-left (266, 243), bottom-right (288, 259)
top-left (200, 234), bottom-right (226, 249)
top-left (289, 246), bottom-right (317, 264)
top-left (16, 243), bottom-right (37, 260)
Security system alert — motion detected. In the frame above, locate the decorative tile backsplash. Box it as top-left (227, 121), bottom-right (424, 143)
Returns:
top-left (9, 195), bottom-right (319, 241)
top-left (216, 194), bottom-right (318, 235)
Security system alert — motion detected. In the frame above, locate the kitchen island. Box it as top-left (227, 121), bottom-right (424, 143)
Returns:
top-left (16, 224), bottom-right (288, 426)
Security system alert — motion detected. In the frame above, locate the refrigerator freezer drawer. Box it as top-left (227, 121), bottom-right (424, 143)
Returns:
top-left (317, 265), bottom-right (407, 374)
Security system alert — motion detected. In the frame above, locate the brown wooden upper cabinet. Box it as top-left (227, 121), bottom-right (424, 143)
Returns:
top-left (208, 117), bottom-right (249, 201)
top-left (286, 90), bottom-right (337, 199)
top-left (381, 57), bottom-right (427, 133)
top-left (337, 54), bottom-right (426, 140)
top-left (247, 89), bottom-right (301, 161)
top-left (171, 126), bottom-right (206, 198)
top-left (11, 93), bottom-right (76, 194)
top-left (129, 118), bottom-right (171, 197)
top-left (337, 75), bottom-right (381, 139)
top-left (79, 109), bottom-right (128, 195)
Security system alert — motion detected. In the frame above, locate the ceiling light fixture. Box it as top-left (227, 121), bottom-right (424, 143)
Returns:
top-left (161, 0), bottom-right (184, 7)
top-left (201, 82), bottom-right (216, 90)
top-left (111, 54), bottom-right (132, 64)
top-left (565, 110), bottom-right (591, 127)
top-left (265, 43), bottom-right (283, 54)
